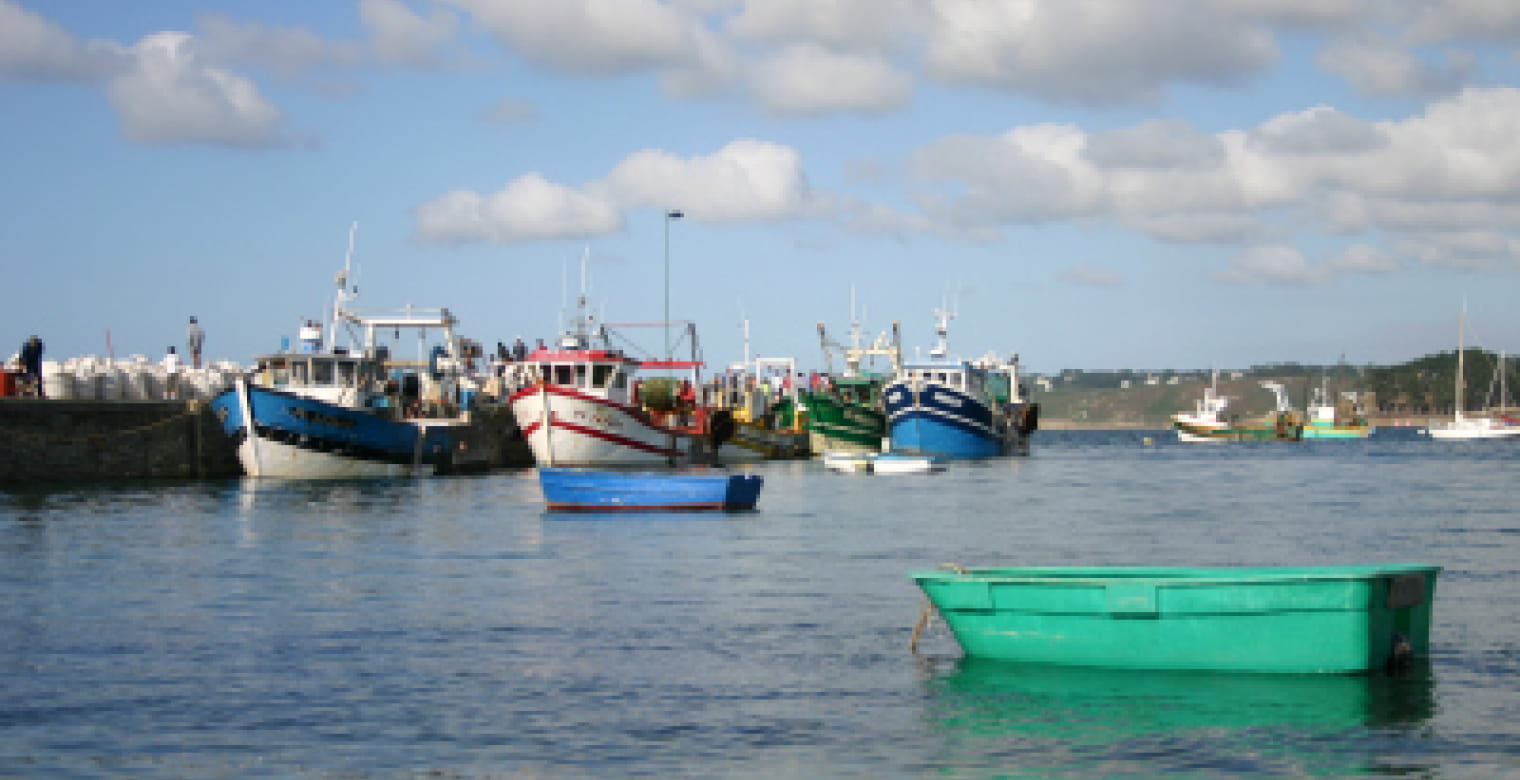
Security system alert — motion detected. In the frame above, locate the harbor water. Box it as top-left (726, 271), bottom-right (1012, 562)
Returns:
top-left (3, 429), bottom-right (1518, 778)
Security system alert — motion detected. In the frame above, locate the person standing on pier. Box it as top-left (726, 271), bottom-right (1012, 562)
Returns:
top-left (162, 346), bottom-right (181, 399)
top-left (19, 334), bottom-right (43, 397)
top-left (187, 316), bottom-right (204, 369)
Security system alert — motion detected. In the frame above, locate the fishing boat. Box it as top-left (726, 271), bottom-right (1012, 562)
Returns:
top-left (881, 308), bottom-right (1037, 459)
top-left (506, 272), bottom-right (724, 466)
top-left (1172, 377), bottom-right (1302, 442)
top-left (209, 226), bottom-right (487, 478)
top-left (1426, 306), bottom-right (1520, 439)
top-left (910, 564), bottom-right (1440, 673)
top-left (803, 303), bottom-right (901, 455)
top-left (537, 467), bottom-right (762, 511)
top-left (1301, 380), bottom-right (1372, 439)
top-left (707, 348), bottom-right (810, 461)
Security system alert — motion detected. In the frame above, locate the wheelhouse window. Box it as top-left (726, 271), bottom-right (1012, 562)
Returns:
top-left (553, 365), bottom-right (573, 385)
top-left (592, 365), bottom-right (614, 388)
top-left (290, 360), bottom-right (309, 385)
top-left (575, 364), bottom-right (588, 387)
top-left (337, 361), bottom-right (358, 387)
top-left (312, 359), bottom-right (334, 385)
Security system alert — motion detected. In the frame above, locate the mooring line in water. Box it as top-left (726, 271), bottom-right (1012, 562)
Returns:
top-left (909, 598), bottom-right (936, 655)
top-left (910, 562), bottom-right (967, 654)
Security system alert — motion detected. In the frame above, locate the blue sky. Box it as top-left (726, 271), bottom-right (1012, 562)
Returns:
top-left (5, 0), bottom-right (1520, 375)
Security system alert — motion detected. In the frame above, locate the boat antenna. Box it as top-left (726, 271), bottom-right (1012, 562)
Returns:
top-left (329, 221), bottom-right (358, 350)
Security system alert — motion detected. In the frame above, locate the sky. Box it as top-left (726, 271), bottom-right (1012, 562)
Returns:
top-left (5, 0), bottom-right (1520, 376)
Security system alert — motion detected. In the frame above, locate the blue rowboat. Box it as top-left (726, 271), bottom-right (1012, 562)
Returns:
top-left (538, 468), bottom-right (763, 511)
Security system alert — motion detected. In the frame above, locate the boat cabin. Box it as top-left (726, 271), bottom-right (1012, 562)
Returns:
top-left (255, 352), bottom-right (376, 390)
top-left (526, 348), bottom-right (635, 400)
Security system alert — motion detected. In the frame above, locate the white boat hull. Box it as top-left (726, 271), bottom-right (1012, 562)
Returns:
top-left (511, 385), bottom-right (690, 466)
top-left (1427, 418), bottom-right (1520, 440)
top-left (237, 436), bottom-right (433, 478)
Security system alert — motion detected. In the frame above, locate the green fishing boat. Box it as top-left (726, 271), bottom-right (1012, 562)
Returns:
top-left (910, 564), bottom-right (1439, 673)
top-left (801, 376), bottom-right (888, 454)
top-left (808, 302), bottom-right (901, 455)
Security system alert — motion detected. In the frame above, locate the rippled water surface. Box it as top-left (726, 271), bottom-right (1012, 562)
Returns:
top-left (4, 429), bottom-right (1519, 778)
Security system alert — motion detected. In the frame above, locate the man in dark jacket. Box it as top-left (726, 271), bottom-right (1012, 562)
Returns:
top-left (19, 335), bottom-right (43, 397)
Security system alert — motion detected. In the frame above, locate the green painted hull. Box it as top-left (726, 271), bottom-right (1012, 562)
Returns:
top-left (802, 391), bottom-right (884, 453)
top-left (1302, 422), bottom-right (1372, 439)
top-left (912, 564), bottom-right (1440, 673)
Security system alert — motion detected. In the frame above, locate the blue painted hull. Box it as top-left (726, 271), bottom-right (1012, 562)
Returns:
top-left (882, 380), bottom-right (1014, 458)
top-left (539, 468), bottom-right (763, 511)
top-left (210, 384), bottom-right (455, 476)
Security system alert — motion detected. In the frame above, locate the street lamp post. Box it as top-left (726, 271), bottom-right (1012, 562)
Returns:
top-left (664, 209), bottom-right (684, 366)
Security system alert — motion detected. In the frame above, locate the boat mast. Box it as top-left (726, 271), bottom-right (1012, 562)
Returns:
top-left (329, 221), bottom-right (358, 352)
top-left (1455, 304), bottom-right (1466, 423)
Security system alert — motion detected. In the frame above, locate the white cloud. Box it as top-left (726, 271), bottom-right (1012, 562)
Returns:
top-left (104, 32), bottom-right (284, 147)
top-left (413, 173), bottom-right (624, 244)
top-left (1212, 246), bottom-right (1325, 285)
top-left (922, 0), bottom-right (1278, 103)
top-left (1326, 243), bottom-right (1398, 273)
top-left (1207, 0), bottom-right (1370, 28)
top-left (1393, 230), bottom-right (1520, 270)
top-left (443, 0), bottom-right (725, 75)
top-left (597, 138), bottom-right (829, 222)
top-left (1317, 34), bottom-right (1471, 97)
top-left (193, 13), bottom-right (362, 77)
top-left (1084, 119), bottom-right (1226, 169)
top-left (358, 0), bottom-right (460, 67)
top-left (414, 139), bottom-right (829, 243)
top-left (1250, 105), bottom-right (1386, 155)
top-left (727, 0), bottom-right (923, 51)
top-left (1407, 0), bottom-right (1520, 43)
top-left (749, 44), bottom-right (911, 115)
top-left (0, 0), bottom-right (118, 80)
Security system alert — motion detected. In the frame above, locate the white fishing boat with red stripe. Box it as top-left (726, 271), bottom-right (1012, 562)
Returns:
top-left (507, 280), bottom-right (724, 467)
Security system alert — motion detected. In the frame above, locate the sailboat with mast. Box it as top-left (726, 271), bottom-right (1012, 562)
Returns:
top-left (1426, 305), bottom-right (1520, 440)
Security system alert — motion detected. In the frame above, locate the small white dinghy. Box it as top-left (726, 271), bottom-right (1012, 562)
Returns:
top-left (867, 452), bottom-right (945, 474)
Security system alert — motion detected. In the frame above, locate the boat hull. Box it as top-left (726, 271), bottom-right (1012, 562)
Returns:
top-left (883, 381), bottom-right (1025, 458)
top-left (1426, 418), bottom-right (1520, 439)
top-left (912, 564), bottom-right (1440, 673)
top-left (1302, 423), bottom-right (1372, 439)
top-left (510, 384), bottom-right (693, 466)
top-left (1173, 414), bottom-right (1303, 443)
top-left (210, 384), bottom-right (456, 478)
top-left (538, 468), bottom-right (762, 511)
top-left (802, 392), bottom-right (884, 454)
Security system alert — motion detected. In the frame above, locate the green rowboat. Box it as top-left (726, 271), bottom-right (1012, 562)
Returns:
top-left (911, 564), bottom-right (1439, 673)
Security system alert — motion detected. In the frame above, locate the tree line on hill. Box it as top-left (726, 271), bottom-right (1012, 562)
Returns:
top-left (1042, 349), bottom-right (1518, 415)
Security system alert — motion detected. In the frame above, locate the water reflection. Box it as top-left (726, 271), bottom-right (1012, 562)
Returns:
top-left (919, 658), bottom-right (1436, 778)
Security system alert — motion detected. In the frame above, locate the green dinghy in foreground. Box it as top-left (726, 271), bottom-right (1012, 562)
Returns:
top-left (911, 564), bottom-right (1439, 674)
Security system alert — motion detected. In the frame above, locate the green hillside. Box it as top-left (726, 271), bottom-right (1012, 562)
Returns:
top-left (1030, 351), bottom-right (1516, 427)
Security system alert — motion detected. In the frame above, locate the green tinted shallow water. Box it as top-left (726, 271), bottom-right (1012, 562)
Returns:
top-left (2, 428), bottom-right (1517, 778)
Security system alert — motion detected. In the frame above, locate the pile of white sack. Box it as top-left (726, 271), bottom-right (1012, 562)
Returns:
top-left (37, 356), bottom-right (245, 401)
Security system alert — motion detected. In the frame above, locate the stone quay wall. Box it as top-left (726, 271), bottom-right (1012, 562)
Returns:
top-left (0, 399), bottom-right (242, 483)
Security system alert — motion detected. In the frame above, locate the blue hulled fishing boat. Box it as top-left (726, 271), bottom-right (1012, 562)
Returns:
top-left (881, 308), bottom-right (1037, 459)
top-left (210, 226), bottom-right (485, 478)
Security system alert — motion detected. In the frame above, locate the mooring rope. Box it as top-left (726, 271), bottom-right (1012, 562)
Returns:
top-left (909, 562), bottom-right (969, 654)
